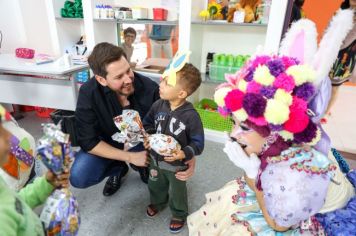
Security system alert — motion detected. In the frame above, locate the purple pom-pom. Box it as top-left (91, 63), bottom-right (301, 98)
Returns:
top-left (245, 68), bottom-right (255, 82)
top-left (294, 120), bottom-right (317, 144)
top-left (267, 59), bottom-right (285, 77)
top-left (270, 124), bottom-right (284, 131)
top-left (242, 93), bottom-right (266, 117)
top-left (261, 86), bottom-right (277, 99)
top-left (294, 83), bottom-right (315, 101)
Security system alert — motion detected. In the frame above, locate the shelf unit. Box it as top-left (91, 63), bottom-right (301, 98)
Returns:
top-left (46, 0), bottom-right (85, 56)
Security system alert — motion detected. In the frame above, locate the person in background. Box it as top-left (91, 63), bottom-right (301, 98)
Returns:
top-left (121, 27), bottom-right (137, 67)
top-left (143, 62), bottom-right (204, 234)
top-left (323, 0), bottom-right (356, 123)
top-left (0, 105), bottom-right (70, 236)
top-left (149, 25), bottom-right (175, 58)
top-left (70, 43), bottom-right (196, 197)
top-left (290, 0), bottom-right (305, 25)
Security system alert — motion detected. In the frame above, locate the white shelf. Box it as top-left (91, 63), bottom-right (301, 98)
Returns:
top-left (191, 20), bottom-right (268, 27)
top-left (93, 18), bottom-right (178, 25)
top-left (55, 17), bottom-right (84, 21)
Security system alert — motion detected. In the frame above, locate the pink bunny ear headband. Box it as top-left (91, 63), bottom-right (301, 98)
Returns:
top-left (214, 9), bottom-right (353, 146)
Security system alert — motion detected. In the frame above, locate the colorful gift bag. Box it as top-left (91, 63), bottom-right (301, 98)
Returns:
top-left (0, 106), bottom-right (35, 191)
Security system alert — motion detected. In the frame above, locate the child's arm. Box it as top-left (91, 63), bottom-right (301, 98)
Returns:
top-left (165, 112), bottom-right (205, 162)
top-left (181, 113), bottom-right (205, 161)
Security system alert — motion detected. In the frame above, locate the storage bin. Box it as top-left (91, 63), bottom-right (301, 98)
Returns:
top-left (35, 107), bottom-right (55, 118)
top-left (132, 7), bottom-right (148, 19)
top-left (75, 70), bottom-right (89, 83)
top-left (194, 99), bottom-right (233, 132)
top-left (153, 8), bottom-right (168, 21)
top-left (50, 110), bottom-right (78, 146)
top-left (209, 64), bottom-right (240, 82)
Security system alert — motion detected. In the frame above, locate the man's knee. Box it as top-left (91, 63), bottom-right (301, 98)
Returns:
top-left (70, 167), bottom-right (90, 189)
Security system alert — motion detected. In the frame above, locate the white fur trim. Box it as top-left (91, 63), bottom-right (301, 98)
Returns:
top-left (279, 19), bottom-right (318, 65)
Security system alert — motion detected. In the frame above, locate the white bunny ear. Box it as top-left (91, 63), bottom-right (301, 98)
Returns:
top-left (279, 19), bottom-right (318, 65)
top-left (312, 9), bottom-right (353, 86)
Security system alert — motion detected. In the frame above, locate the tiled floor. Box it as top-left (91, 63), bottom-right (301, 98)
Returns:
top-left (323, 84), bottom-right (356, 154)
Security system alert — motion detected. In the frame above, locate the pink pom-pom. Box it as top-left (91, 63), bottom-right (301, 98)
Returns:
top-left (247, 81), bottom-right (262, 93)
top-left (250, 56), bottom-right (271, 69)
top-left (290, 96), bottom-right (307, 111)
top-left (224, 89), bottom-right (244, 112)
top-left (284, 96), bottom-right (309, 133)
top-left (273, 73), bottom-right (295, 92)
top-left (284, 110), bottom-right (309, 133)
top-left (248, 116), bottom-right (267, 126)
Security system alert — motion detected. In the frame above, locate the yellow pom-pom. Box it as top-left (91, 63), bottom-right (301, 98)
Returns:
top-left (279, 130), bottom-right (294, 141)
top-left (237, 80), bottom-right (247, 92)
top-left (253, 65), bottom-right (275, 86)
top-left (274, 89), bottom-right (293, 106)
top-left (232, 108), bottom-right (248, 121)
top-left (264, 99), bottom-right (290, 125)
top-left (214, 87), bottom-right (232, 107)
top-left (307, 127), bottom-right (321, 146)
top-left (286, 65), bottom-right (316, 86)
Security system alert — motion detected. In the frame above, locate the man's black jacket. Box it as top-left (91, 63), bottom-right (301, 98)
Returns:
top-left (75, 72), bottom-right (159, 152)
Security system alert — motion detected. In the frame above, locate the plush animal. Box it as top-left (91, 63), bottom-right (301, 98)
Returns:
top-left (227, 0), bottom-right (260, 23)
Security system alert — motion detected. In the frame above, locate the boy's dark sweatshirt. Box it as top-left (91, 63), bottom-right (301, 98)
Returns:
top-left (143, 99), bottom-right (204, 169)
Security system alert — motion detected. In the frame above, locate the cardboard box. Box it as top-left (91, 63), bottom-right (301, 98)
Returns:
top-left (135, 58), bottom-right (170, 74)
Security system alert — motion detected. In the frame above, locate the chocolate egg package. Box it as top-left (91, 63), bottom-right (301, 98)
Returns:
top-left (112, 109), bottom-right (146, 147)
top-left (148, 134), bottom-right (181, 156)
top-left (37, 123), bottom-right (80, 236)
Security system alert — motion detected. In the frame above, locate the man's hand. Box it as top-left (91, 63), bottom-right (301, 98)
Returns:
top-left (46, 169), bottom-right (70, 189)
top-left (164, 150), bottom-right (185, 162)
top-left (175, 157), bottom-right (196, 181)
top-left (223, 140), bottom-right (261, 179)
top-left (128, 151), bottom-right (149, 167)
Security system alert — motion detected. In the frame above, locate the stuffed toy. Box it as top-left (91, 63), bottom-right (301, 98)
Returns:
top-left (227, 0), bottom-right (260, 23)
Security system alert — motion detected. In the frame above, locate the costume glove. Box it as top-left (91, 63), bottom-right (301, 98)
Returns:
top-left (223, 140), bottom-right (261, 179)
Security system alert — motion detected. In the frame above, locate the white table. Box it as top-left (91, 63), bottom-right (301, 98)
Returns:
top-left (0, 54), bottom-right (88, 111)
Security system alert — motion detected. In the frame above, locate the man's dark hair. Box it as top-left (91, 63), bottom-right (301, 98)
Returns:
top-left (124, 27), bottom-right (137, 37)
top-left (177, 63), bottom-right (202, 96)
top-left (341, 0), bottom-right (350, 9)
top-left (88, 42), bottom-right (127, 78)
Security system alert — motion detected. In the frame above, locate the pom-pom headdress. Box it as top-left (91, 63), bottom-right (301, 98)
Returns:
top-left (214, 55), bottom-right (319, 145)
top-left (214, 9), bottom-right (354, 147)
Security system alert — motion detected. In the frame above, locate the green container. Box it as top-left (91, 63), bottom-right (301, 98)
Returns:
top-left (194, 99), bottom-right (233, 132)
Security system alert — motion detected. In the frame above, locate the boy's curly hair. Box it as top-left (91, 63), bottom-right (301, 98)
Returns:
top-left (177, 63), bottom-right (202, 96)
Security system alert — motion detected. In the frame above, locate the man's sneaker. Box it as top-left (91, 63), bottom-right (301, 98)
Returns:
top-left (102, 165), bottom-right (129, 196)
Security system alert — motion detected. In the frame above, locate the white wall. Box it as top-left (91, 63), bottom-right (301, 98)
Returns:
top-left (0, 0), bottom-right (54, 55)
top-left (0, 0), bottom-right (27, 53)
top-left (19, 0), bottom-right (54, 54)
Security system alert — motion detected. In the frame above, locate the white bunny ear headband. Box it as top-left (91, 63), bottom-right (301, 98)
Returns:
top-left (279, 9), bottom-right (354, 87)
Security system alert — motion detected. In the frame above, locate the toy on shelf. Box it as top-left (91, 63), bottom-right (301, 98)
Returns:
top-left (61, 0), bottom-right (83, 18)
top-left (227, 0), bottom-right (260, 23)
top-left (209, 53), bottom-right (251, 81)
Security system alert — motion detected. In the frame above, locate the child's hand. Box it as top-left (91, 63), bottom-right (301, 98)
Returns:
top-left (164, 150), bottom-right (185, 162)
top-left (46, 169), bottom-right (70, 189)
top-left (143, 137), bottom-right (151, 150)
